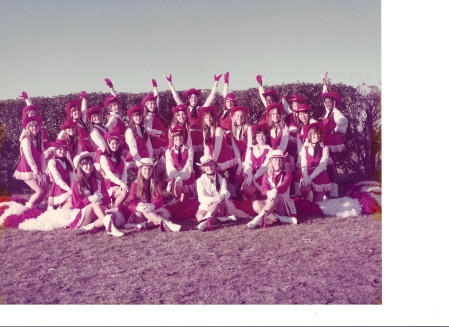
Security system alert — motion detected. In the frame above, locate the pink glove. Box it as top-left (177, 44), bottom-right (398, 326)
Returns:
top-left (224, 72), bottom-right (229, 84)
top-left (20, 91), bottom-right (28, 99)
top-left (214, 74), bottom-right (222, 82)
top-left (151, 79), bottom-right (157, 87)
top-left (104, 78), bottom-right (114, 88)
top-left (79, 91), bottom-right (86, 99)
top-left (164, 74), bottom-right (172, 82)
top-left (256, 75), bottom-right (263, 84)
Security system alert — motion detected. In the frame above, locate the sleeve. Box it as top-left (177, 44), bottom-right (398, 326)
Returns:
top-left (281, 97), bottom-right (292, 115)
top-left (180, 147), bottom-right (194, 180)
top-left (196, 178), bottom-right (214, 205)
top-left (219, 176), bottom-right (230, 199)
top-left (258, 85), bottom-right (267, 108)
top-left (309, 146), bottom-right (329, 180)
top-left (100, 155), bottom-right (124, 186)
top-left (278, 126), bottom-right (289, 152)
top-left (243, 147), bottom-right (252, 174)
top-left (57, 130), bottom-right (66, 140)
top-left (165, 149), bottom-right (179, 180)
top-left (213, 127), bottom-right (224, 161)
top-left (333, 109), bottom-right (348, 133)
top-left (154, 85), bottom-right (160, 108)
top-left (90, 129), bottom-right (106, 152)
top-left (300, 145), bottom-right (308, 177)
top-left (127, 182), bottom-right (139, 212)
top-left (261, 173), bottom-right (271, 195)
top-left (168, 82), bottom-right (183, 105)
top-left (203, 80), bottom-right (218, 106)
top-left (19, 130), bottom-right (26, 142)
top-left (222, 82), bottom-right (229, 111)
top-left (21, 138), bottom-right (38, 174)
top-left (253, 149), bottom-right (271, 180)
top-left (125, 129), bottom-right (141, 163)
top-left (48, 160), bottom-right (71, 192)
top-left (121, 158), bottom-right (127, 185)
top-left (99, 179), bottom-right (111, 207)
top-left (230, 134), bottom-right (242, 166)
top-left (275, 172), bottom-right (292, 194)
top-left (71, 180), bottom-right (90, 209)
top-left (246, 125), bottom-right (252, 148)
top-left (145, 115), bottom-right (162, 136)
top-left (105, 115), bottom-right (118, 130)
top-left (81, 98), bottom-right (87, 121)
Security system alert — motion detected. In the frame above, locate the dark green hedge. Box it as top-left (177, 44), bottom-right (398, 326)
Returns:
top-left (0, 82), bottom-right (381, 195)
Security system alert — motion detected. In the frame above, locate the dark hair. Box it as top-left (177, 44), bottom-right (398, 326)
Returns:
top-left (76, 157), bottom-right (103, 195)
top-left (104, 139), bottom-right (123, 164)
top-left (252, 127), bottom-right (271, 146)
top-left (129, 112), bottom-right (149, 141)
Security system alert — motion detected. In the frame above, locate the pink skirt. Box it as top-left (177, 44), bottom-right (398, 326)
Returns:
top-left (322, 131), bottom-right (345, 153)
top-left (190, 130), bottom-right (204, 152)
top-left (48, 184), bottom-right (71, 206)
top-left (302, 168), bottom-right (332, 193)
top-left (167, 174), bottom-right (196, 194)
top-left (151, 136), bottom-right (168, 157)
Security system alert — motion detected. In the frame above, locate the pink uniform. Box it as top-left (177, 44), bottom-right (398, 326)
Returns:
top-left (262, 171), bottom-right (297, 218)
top-left (47, 158), bottom-right (72, 206)
top-left (300, 143), bottom-right (332, 193)
top-left (322, 109), bottom-right (347, 153)
top-left (106, 113), bottom-right (129, 152)
top-left (243, 145), bottom-right (272, 190)
top-left (90, 124), bottom-right (108, 165)
top-left (127, 181), bottom-right (164, 213)
top-left (146, 112), bottom-right (168, 156)
top-left (187, 107), bottom-right (204, 153)
top-left (165, 145), bottom-right (195, 194)
top-left (100, 155), bottom-right (127, 196)
top-left (203, 127), bottom-right (238, 172)
top-left (13, 138), bottom-right (45, 180)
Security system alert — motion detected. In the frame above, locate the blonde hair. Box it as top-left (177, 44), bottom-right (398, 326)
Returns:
top-left (267, 157), bottom-right (290, 176)
top-left (267, 108), bottom-right (285, 129)
top-left (136, 166), bottom-right (162, 201)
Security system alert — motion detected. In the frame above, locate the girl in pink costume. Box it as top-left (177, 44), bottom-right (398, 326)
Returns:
top-left (47, 140), bottom-right (74, 210)
top-left (298, 123), bottom-right (332, 202)
top-left (255, 74), bottom-right (291, 124)
top-left (219, 72), bottom-right (237, 147)
top-left (59, 119), bottom-right (82, 167)
top-left (69, 152), bottom-right (123, 237)
top-left (124, 106), bottom-right (153, 170)
top-left (100, 132), bottom-right (129, 208)
top-left (86, 105), bottom-right (108, 172)
top-left (13, 115), bottom-right (48, 209)
top-left (247, 150), bottom-right (298, 229)
top-left (168, 104), bottom-right (192, 149)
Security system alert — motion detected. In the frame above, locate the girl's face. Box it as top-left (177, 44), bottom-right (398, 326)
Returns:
top-left (146, 100), bottom-right (157, 112)
top-left (108, 139), bottom-right (120, 152)
top-left (176, 111), bottom-right (187, 124)
top-left (91, 113), bottom-right (102, 125)
top-left (232, 111), bottom-right (245, 126)
top-left (311, 131), bottom-right (321, 144)
top-left (27, 121), bottom-right (40, 136)
top-left (324, 98), bottom-right (335, 111)
top-left (189, 94), bottom-right (198, 107)
top-left (173, 135), bottom-right (184, 147)
top-left (204, 113), bottom-right (214, 127)
top-left (141, 166), bottom-right (153, 180)
top-left (71, 106), bottom-right (81, 120)
top-left (256, 132), bottom-right (267, 146)
top-left (109, 102), bottom-right (120, 115)
top-left (80, 158), bottom-right (94, 174)
top-left (203, 162), bottom-right (216, 175)
top-left (298, 111), bottom-right (309, 125)
top-left (27, 109), bottom-right (38, 117)
top-left (225, 99), bottom-right (234, 110)
top-left (55, 147), bottom-right (68, 158)
top-left (65, 126), bottom-right (76, 136)
top-left (270, 109), bottom-right (281, 123)
top-left (266, 95), bottom-right (275, 105)
top-left (132, 113), bottom-right (142, 124)
top-left (272, 157), bottom-right (282, 171)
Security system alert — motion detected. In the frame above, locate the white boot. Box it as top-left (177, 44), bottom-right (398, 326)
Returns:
top-left (247, 210), bottom-right (265, 229)
top-left (160, 217), bottom-right (181, 232)
top-left (197, 219), bottom-right (209, 232)
top-left (330, 183), bottom-right (338, 198)
top-left (124, 221), bottom-right (148, 230)
top-left (274, 213), bottom-right (297, 225)
top-left (74, 222), bottom-right (95, 236)
top-left (103, 214), bottom-right (124, 237)
top-left (217, 215), bottom-right (237, 222)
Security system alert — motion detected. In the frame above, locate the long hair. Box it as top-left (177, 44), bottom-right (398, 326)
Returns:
top-left (267, 109), bottom-right (285, 129)
top-left (201, 112), bottom-right (217, 145)
top-left (267, 157), bottom-right (290, 176)
top-left (185, 94), bottom-right (202, 119)
top-left (231, 111), bottom-right (248, 141)
top-left (23, 121), bottom-right (43, 154)
top-left (104, 139), bottom-right (123, 164)
top-left (252, 127), bottom-right (271, 147)
top-left (136, 166), bottom-right (162, 202)
top-left (129, 113), bottom-right (149, 141)
top-left (170, 110), bottom-right (190, 127)
top-left (64, 127), bottom-right (79, 155)
top-left (76, 157), bottom-right (103, 195)
top-left (307, 127), bottom-right (323, 158)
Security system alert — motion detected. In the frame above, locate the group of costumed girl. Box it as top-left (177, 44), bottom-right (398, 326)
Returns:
top-left (12, 72), bottom-right (348, 234)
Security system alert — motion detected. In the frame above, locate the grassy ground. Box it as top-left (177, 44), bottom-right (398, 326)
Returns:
top-left (0, 213), bottom-right (381, 304)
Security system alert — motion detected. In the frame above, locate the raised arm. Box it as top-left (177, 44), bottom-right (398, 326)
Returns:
top-left (21, 138), bottom-right (39, 174)
top-left (105, 78), bottom-right (117, 96)
top-left (256, 75), bottom-right (267, 108)
top-left (79, 91), bottom-right (87, 121)
top-left (164, 74), bottom-right (183, 105)
top-left (152, 79), bottom-right (160, 108)
top-left (203, 74), bottom-right (222, 106)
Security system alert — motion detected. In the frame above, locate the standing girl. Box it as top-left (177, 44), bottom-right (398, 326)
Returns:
top-left (168, 104), bottom-right (192, 148)
top-left (125, 106), bottom-right (153, 170)
top-left (241, 123), bottom-right (272, 200)
top-left (195, 154), bottom-right (237, 232)
top-left (13, 115), bottom-right (48, 209)
top-left (219, 72), bottom-right (236, 146)
top-left (86, 105), bottom-right (108, 171)
top-left (127, 158), bottom-right (181, 232)
top-left (165, 124), bottom-right (195, 202)
top-left (47, 140), bottom-right (74, 210)
top-left (255, 75), bottom-right (291, 124)
top-left (266, 103), bottom-right (291, 171)
top-left (69, 152), bottom-right (123, 236)
top-left (320, 73), bottom-right (348, 198)
top-left (100, 132), bottom-right (129, 208)
top-left (247, 150), bottom-right (298, 229)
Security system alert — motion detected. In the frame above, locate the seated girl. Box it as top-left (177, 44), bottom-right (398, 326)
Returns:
top-left (47, 140), bottom-right (74, 210)
top-left (126, 158), bottom-right (181, 232)
top-left (100, 132), bottom-right (129, 208)
top-left (69, 152), bottom-right (123, 237)
top-left (298, 123), bottom-right (332, 202)
top-left (165, 124), bottom-right (195, 203)
top-left (195, 154), bottom-right (237, 232)
top-left (247, 150), bottom-right (298, 229)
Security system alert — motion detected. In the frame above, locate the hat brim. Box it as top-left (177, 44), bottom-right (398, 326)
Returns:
top-left (196, 158), bottom-right (214, 166)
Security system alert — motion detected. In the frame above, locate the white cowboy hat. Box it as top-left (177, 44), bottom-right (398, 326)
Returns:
top-left (73, 151), bottom-right (95, 169)
top-left (195, 154), bottom-right (214, 166)
top-left (139, 157), bottom-right (159, 167)
top-left (268, 149), bottom-right (287, 159)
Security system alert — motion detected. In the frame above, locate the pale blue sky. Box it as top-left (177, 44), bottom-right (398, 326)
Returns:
top-left (0, 0), bottom-right (381, 99)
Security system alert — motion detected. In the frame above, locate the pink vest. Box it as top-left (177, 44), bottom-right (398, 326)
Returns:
top-left (104, 156), bottom-right (125, 188)
top-left (170, 147), bottom-right (189, 170)
top-left (271, 127), bottom-right (283, 150)
top-left (305, 144), bottom-right (324, 169)
top-left (17, 139), bottom-right (42, 173)
top-left (108, 115), bottom-right (127, 135)
top-left (250, 147), bottom-right (270, 172)
top-left (49, 159), bottom-right (71, 185)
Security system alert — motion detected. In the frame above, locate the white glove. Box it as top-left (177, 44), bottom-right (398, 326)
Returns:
top-left (301, 175), bottom-right (311, 186)
top-left (175, 176), bottom-right (182, 186)
top-left (120, 182), bottom-right (129, 192)
top-left (88, 194), bottom-right (100, 203)
top-left (136, 202), bottom-right (148, 213)
top-left (266, 188), bottom-right (278, 200)
top-left (243, 173), bottom-right (253, 186)
top-left (144, 203), bottom-right (155, 213)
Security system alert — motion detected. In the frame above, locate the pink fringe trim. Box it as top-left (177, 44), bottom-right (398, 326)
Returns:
top-left (217, 158), bottom-right (238, 171)
top-left (13, 171), bottom-right (36, 181)
top-left (311, 182), bottom-right (332, 192)
top-left (328, 144), bottom-right (346, 153)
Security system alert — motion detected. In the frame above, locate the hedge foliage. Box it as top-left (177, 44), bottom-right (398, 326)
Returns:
top-left (0, 81), bottom-right (381, 194)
